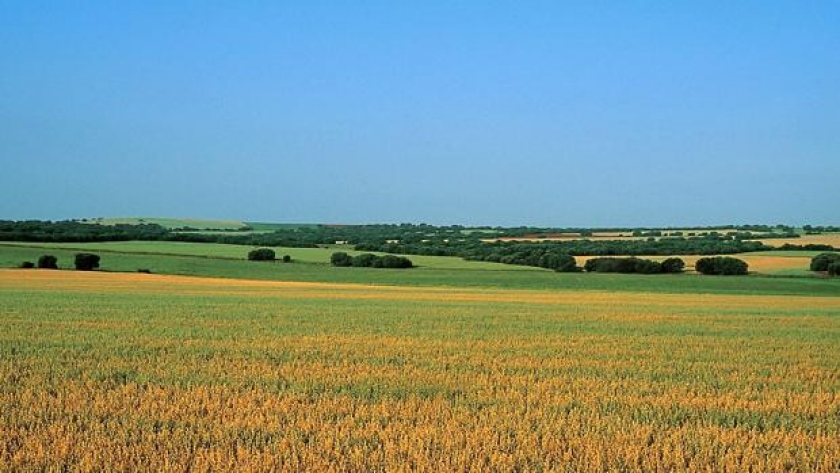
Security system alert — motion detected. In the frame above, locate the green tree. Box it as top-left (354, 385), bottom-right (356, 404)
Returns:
top-left (352, 253), bottom-right (377, 267)
top-left (695, 257), bottom-right (748, 275)
top-left (660, 258), bottom-right (685, 273)
top-left (74, 253), bottom-right (100, 271)
top-left (538, 253), bottom-right (578, 272)
top-left (37, 255), bottom-right (58, 269)
top-left (633, 259), bottom-right (662, 274)
top-left (379, 255), bottom-right (413, 268)
top-left (809, 253), bottom-right (840, 272)
top-left (247, 248), bottom-right (276, 261)
top-left (330, 252), bottom-right (353, 267)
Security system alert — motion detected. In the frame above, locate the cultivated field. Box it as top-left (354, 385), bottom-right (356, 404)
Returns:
top-left (747, 233), bottom-right (840, 248)
top-left (1, 270), bottom-right (838, 471)
top-left (0, 242), bottom-right (539, 271)
top-left (0, 241), bottom-right (826, 276)
top-left (2, 243), bottom-right (840, 296)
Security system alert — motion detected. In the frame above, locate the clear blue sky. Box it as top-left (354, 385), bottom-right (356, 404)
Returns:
top-left (2, 1), bottom-right (838, 227)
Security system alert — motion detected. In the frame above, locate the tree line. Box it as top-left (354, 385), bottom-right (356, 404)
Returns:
top-left (355, 238), bottom-right (769, 272)
top-left (4, 221), bottom-right (833, 251)
top-left (330, 252), bottom-right (413, 269)
top-left (21, 253), bottom-right (100, 271)
top-left (247, 248), bottom-right (292, 262)
top-left (3, 221), bottom-right (837, 274)
top-left (583, 257), bottom-right (686, 274)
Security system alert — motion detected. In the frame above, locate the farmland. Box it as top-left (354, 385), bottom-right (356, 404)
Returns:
top-left (1, 269), bottom-right (838, 471)
top-left (0, 239), bottom-right (827, 275)
top-left (2, 242), bottom-right (840, 296)
top-left (1, 225), bottom-right (839, 471)
top-left (0, 241), bottom-right (540, 271)
top-left (748, 233), bottom-right (840, 248)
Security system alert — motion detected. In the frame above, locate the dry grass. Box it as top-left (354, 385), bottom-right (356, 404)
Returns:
top-left (1, 270), bottom-right (838, 471)
top-left (750, 233), bottom-right (840, 248)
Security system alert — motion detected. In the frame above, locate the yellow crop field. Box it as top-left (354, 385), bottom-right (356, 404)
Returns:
top-left (2, 270), bottom-right (839, 471)
top-left (750, 233), bottom-right (840, 248)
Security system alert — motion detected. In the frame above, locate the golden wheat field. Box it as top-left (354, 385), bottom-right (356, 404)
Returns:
top-left (748, 233), bottom-right (840, 248)
top-left (1, 270), bottom-right (839, 471)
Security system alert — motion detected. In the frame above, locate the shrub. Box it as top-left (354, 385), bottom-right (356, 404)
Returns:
top-left (247, 248), bottom-right (276, 261)
top-left (615, 258), bottom-right (641, 273)
top-left (633, 259), bottom-right (662, 274)
top-left (583, 258), bottom-right (602, 272)
top-left (379, 254), bottom-right (413, 269)
top-left (74, 253), bottom-right (100, 271)
top-left (20, 261), bottom-right (35, 269)
top-left (352, 253), bottom-right (378, 267)
top-left (809, 253), bottom-right (840, 272)
top-left (137, 268), bottom-right (152, 274)
top-left (538, 253), bottom-right (578, 272)
top-left (330, 252), bottom-right (353, 267)
top-left (584, 257), bottom-right (650, 273)
top-left (660, 258), bottom-right (685, 273)
top-left (37, 255), bottom-right (58, 269)
top-left (330, 252), bottom-right (413, 269)
top-left (695, 256), bottom-right (748, 275)
top-left (282, 255), bottom-right (292, 263)
top-left (828, 262), bottom-right (840, 277)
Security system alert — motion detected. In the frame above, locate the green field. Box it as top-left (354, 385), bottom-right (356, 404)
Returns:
top-left (0, 241), bottom-right (540, 271)
top-left (2, 241), bottom-right (839, 296)
top-left (2, 233), bottom-right (839, 470)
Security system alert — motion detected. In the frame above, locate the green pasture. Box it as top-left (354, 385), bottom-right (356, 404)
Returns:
top-left (2, 242), bottom-right (839, 296)
top-left (0, 241), bottom-right (539, 270)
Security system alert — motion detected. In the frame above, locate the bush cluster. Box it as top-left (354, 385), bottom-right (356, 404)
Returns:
top-left (694, 257), bottom-right (748, 275)
top-left (37, 255), bottom-right (58, 269)
top-left (74, 253), bottom-right (100, 271)
top-left (32, 253), bottom-right (103, 271)
top-left (247, 248), bottom-right (276, 261)
top-left (330, 252), bottom-right (413, 269)
top-left (534, 253), bottom-right (579, 272)
top-left (583, 257), bottom-right (684, 274)
top-left (461, 247), bottom-right (579, 272)
top-left (810, 253), bottom-right (840, 276)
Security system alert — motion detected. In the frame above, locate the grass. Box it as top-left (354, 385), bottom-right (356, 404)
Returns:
top-left (2, 242), bottom-right (840, 296)
top-left (0, 241), bottom-right (540, 270)
top-left (1, 270), bottom-right (838, 470)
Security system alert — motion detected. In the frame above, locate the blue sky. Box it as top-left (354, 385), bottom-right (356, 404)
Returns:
top-left (1, 1), bottom-right (838, 226)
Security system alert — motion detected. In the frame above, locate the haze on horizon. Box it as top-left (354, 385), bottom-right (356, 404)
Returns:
top-left (1, 1), bottom-right (838, 228)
